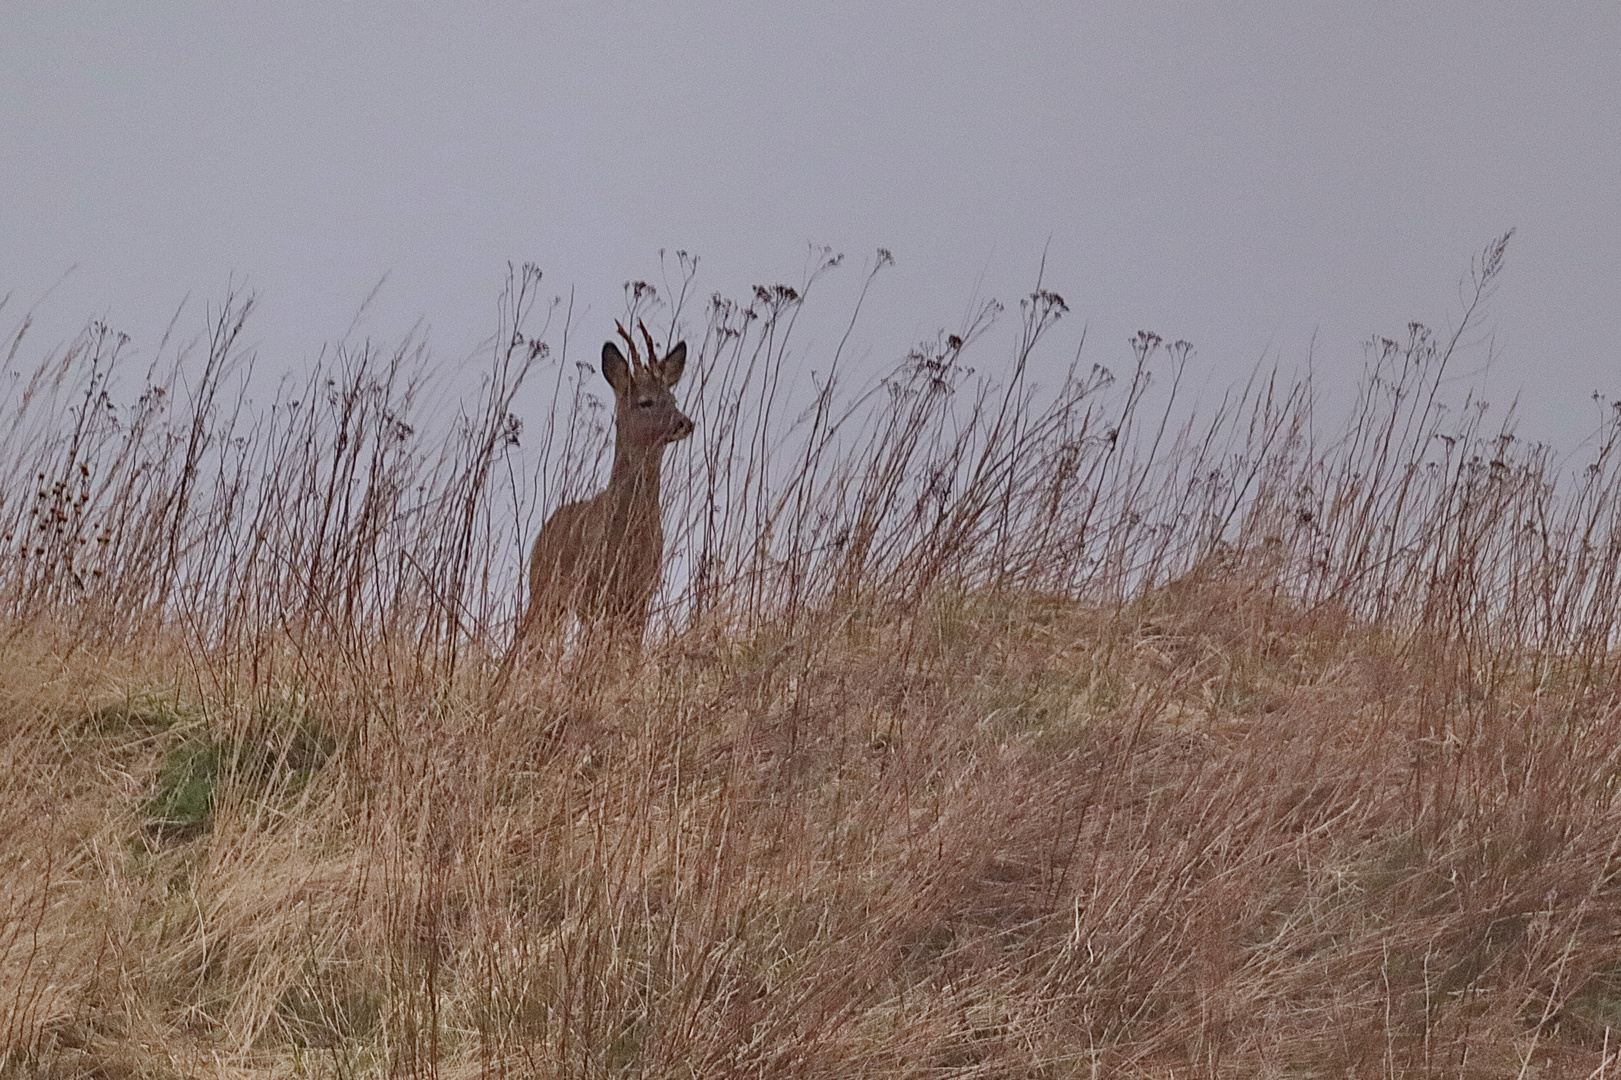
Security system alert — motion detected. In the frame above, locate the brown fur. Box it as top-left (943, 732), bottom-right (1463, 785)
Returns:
top-left (521, 324), bottom-right (692, 650)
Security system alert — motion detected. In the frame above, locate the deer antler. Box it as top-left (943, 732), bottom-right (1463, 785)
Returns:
top-left (614, 320), bottom-right (645, 373)
top-left (637, 320), bottom-right (660, 364)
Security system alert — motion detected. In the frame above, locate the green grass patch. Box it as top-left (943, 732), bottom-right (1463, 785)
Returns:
top-left (143, 692), bottom-right (336, 842)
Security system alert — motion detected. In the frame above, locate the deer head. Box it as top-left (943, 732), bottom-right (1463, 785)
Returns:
top-left (601, 321), bottom-right (693, 449)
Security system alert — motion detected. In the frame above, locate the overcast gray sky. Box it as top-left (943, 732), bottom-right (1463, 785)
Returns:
top-left (4, 2), bottom-right (1618, 442)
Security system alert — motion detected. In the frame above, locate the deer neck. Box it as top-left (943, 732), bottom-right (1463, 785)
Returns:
top-left (605, 437), bottom-right (665, 529)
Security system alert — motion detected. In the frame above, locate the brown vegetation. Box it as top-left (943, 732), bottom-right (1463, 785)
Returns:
top-left (6, 236), bottom-right (1621, 1078)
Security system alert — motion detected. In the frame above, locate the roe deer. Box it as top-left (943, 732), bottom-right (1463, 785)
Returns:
top-left (520, 322), bottom-right (693, 651)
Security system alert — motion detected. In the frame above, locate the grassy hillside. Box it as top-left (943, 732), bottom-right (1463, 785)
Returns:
top-left (8, 238), bottom-right (1621, 1077)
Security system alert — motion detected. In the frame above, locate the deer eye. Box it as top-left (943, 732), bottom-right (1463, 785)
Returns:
top-left (637, 399), bottom-right (656, 408)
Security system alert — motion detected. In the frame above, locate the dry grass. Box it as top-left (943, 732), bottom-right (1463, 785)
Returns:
top-left (7, 236), bottom-right (1621, 1078)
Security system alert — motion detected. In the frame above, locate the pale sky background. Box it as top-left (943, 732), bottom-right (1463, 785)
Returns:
top-left (3, 2), bottom-right (1618, 444)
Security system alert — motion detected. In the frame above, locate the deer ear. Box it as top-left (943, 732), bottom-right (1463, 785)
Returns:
top-left (657, 341), bottom-right (687, 387)
top-left (601, 342), bottom-right (632, 393)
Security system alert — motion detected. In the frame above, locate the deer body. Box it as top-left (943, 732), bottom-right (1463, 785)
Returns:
top-left (522, 327), bottom-right (692, 648)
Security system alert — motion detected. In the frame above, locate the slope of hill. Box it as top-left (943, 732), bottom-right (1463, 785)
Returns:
top-left (8, 240), bottom-right (1621, 1076)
